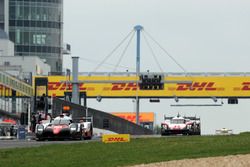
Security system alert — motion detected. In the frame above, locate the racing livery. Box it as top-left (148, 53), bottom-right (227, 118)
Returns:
top-left (161, 114), bottom-right (201, 136)
top-left (35, 115), bottom-right (93, 141)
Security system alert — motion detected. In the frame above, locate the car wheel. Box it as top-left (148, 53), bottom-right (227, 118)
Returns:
top-left (79, 124), bottom-right (84, 140)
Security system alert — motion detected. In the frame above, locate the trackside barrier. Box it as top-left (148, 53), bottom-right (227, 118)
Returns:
top-left (52, 98), bottom-right (153, 135)
top-left (102, 134), bottom-right (130, 143)
top-left (17, 126), bottom-right (26, 140)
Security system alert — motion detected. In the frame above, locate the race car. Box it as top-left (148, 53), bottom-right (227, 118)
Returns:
top-left (215, 128), bottom-right (233, 135)
top-left (0, 122), bottom-right (17, 138)
top-left (35, 114), bottom-right (93, 141)
top-left (161, 114), bottom-right (201, 136)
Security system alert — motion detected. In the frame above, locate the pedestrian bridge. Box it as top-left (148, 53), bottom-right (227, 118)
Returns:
top-left (0, 70), bottom-right (33, 120)
top-left (0, 70), bottom-right (33, 97)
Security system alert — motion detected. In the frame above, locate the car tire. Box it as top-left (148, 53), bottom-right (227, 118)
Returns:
top-left (79, 124), bottom-right (84, 140)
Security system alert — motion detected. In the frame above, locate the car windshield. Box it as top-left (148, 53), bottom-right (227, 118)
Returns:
top-left (52, 119), bottom-right (71, 125)
top-left (171, 119), bottom-right (185, 124)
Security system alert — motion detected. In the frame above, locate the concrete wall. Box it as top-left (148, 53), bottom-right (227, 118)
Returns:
top-left (0, 39), bottom-right (14, 56)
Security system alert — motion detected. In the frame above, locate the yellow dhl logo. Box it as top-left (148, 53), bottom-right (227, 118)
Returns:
top-left (102, 134), bottom-right (130, 143)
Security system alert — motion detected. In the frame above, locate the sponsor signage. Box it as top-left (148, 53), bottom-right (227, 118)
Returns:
top-left (34, 76), bottom-right (250, 97)
top-left (102, 134), bottom-right (130, 143)
top-left (36, 85), bottom-right (46, 96)
top-left (0, 84), bottom-right (27, 97)
top-left (111, 112), bottom-right (154, 123)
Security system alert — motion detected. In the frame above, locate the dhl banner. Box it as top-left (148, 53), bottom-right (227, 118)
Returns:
top-left (0, 85), bottom-right (11, 96)
top-left (36, 86), bottom-right (46, 96)
top-left (102, 134), bottom-right (130, 143)
top-left (111, 112), bottom-right (154, 123)
top-left (0, 84), bottom-right (23, 97)
top-left (35, 76), bottom-right (250, 97)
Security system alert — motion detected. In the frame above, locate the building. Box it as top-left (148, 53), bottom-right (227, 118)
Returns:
top-left (0, 56), bottom-right (51, 76)
top-left (0, 29), bottom-right (50, 78)
top-left (0, 29), bottom-right (51, 117)
top-left (0, 0), bottom-right (63, 72)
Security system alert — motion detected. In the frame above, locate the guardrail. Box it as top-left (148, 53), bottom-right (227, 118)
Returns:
top-left (0, 71), bottom-right (33, 97)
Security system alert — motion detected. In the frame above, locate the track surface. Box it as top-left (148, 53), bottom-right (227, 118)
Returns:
top-left (0, 135), bottom-right (196, 149)
top-left (0, 138), bottom-right (100, 149)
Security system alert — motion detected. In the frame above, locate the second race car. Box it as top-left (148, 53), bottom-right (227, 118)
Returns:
top-left (161, 113), bottom-right (201, 136)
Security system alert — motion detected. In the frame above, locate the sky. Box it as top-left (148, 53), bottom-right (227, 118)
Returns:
top-left (63, 0), bottom-right (250, 134)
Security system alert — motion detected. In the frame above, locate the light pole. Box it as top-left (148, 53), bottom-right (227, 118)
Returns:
top-left (134, 25), bottom-right (143, 125)
top-left (72, 57), bottom-right (79, 104)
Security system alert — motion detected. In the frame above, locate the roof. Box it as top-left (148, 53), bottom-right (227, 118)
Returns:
top-left (0, 29), bottom-right (8, 39)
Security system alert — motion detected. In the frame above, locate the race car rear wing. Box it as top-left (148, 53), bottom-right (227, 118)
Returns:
top-left (164, 115), bottom-right (200, 121)
top-left (164, 116), bottom-right (174, 120)
top-left (73, 116), bottom-right (93, 123)
top-left (81, 116), bottom-right (93, 123)
top-left (185, 117), bottom-right (200, 121)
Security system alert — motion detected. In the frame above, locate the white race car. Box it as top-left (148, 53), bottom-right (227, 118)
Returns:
top-left (161, 114), bottom-right (201, 136)
top-left (35, 114), bottom-right (93, 141)
top-left (215, 128), bottom-right (233, 135)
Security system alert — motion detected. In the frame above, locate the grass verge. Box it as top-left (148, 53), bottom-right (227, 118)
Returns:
top-left (1, 134), bottom-right (250, 167)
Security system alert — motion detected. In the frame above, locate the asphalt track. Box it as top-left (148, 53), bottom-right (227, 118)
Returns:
top-left (0, 138), bottom-right (101, 149)
top-left (0, 135), bottom-right (190, 149)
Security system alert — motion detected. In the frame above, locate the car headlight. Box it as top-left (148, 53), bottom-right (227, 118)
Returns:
top-left (37, 125), bottom-right (44, 133)
top-left (161, 124), bottom-right (168, 129)
top-left (70, 124), bottom-right (77, 131)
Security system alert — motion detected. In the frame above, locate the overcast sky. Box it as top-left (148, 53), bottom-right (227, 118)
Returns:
top-left (63, 0), bottom-right (250, 134)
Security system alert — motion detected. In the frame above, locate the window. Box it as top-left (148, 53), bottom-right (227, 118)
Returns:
top-left (41, 34), bottom-right (46, 44)
top-left (36, 34), bottom-right (41, 44)
top-left (10, 6), bottom-right (16, 19)
top-left (23, 32), bottom-right (29, 45)
top-left (42, 7), bottom-right (48, 21)
top-left (36, 7), bottom-right (41, 20)
top-left (0, 24), bottom-right (4, 31)
top-left (33, 34), bottom-right (46, 45)
top-left (24, 6), bottom-right (30, 20)
top-left (16, 29), bottom-right (20, 44)
top-left (10, 31), bottom-right (15, 42)
top-left (16, 4), bottom-right (24, 20)
top-left (31, 7), bottom-right (36, 20)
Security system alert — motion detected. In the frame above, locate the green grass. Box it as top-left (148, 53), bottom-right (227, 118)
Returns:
top-left (1, 134), bottom-right (250, 167)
